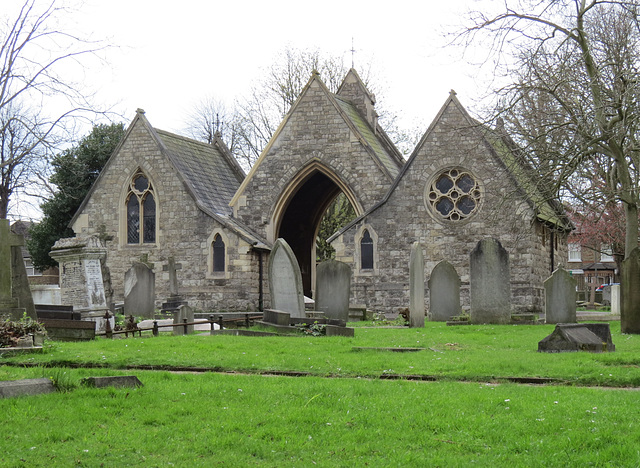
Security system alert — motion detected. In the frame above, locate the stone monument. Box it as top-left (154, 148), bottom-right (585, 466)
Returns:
top-left (470, 238), bottom-right (511, 324)
top-left (49, 235), bottom-right (109, 326)
top-left (544, 267), bottom-right (577, 324)
top-left (409, 242), bottom-right (425, 328)
top-left (621, 247), bottom-right (640, 334)
top-left (315, 259), bottom-right (351, 322)
top-left (124, 262), bottom-right (156, 318)
top-left (0, 220), bottom-right (33, 319)
top-left (268, 238), bottom-right (305, 318)
top-left (427, 260), bottom-right (461, 322)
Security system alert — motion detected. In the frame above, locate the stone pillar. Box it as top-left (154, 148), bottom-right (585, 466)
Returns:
top-left (49, 236), bottom-right (109, 326)
top-left (611, 284), bottom-right (620, 316)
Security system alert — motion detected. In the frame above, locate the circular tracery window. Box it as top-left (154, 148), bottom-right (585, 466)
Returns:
top-left (426, 168), bottom-right (481, 221)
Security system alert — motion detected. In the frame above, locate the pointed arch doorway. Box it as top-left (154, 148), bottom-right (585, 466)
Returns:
top-left (272, 164), bottom-right (362, 298)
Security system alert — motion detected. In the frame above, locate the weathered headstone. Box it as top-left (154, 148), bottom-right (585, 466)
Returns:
top-left (408, 242), bottom-right (425, 327)
top-left (49, 236), bottom-right (108, 327)
top-left (11, 240), bottom-right (36, 319)
top-left (611, 284), bottom-right (620, 316)
top-left (621, 247), bottom-right (640, 334)
top-left (428, 260), bottom-right (461, 322)
top-left (0, 219), bottom-right (32, 319)
top-left (544, 268), bottom-right (577, 324)
top-left (173, 304), bottom-right (194, 335)
top-left (124, 262), bottom-right (155, 318)
top-left (315, 260), bottom-right (351, 322)
top-left (470, 238), bottom-right (511, 324)
top-left (268, 238), bottom-right (305, 318)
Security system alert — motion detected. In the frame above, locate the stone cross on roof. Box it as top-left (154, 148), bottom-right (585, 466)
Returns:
top-left (0, 219), bottom-right (24, 307)
top-left (162, 256), bottom-right (182, 297)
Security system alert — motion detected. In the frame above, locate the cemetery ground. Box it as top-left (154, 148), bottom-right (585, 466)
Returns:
top-left (2, 322), bottom-right (640, 466)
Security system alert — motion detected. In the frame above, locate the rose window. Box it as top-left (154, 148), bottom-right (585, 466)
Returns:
top-left (426, 168), bottom-right (481, 221)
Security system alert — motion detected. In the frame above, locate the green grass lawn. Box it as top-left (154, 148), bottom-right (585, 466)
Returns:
top-left (2, 322), bottom-right (640, 466)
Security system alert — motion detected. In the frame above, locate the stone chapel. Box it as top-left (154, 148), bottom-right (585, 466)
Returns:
top-left (70, 69), bottom-right (572, 315)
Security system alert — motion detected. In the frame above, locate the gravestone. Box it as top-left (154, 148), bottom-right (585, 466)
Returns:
top-left (408, 242), bottom-right (425, 328)
top-left (428, 260), bottom-right (461, 322)
top-left (470, 238), bottom-right (511, 324)
top-left (611, 284), bottom-right (620, 316)
top-left (268, 238), bottom-right (305, 318)
top-left (173, 304), bottom-right (194, 335)
top-left (315, 260), bottom-right (351, 322)
top-left (0, 219), bottom-right (34, 319)
top-left (124, 262), bottom-right (155, 318)
top-left (538, 323), bottom-right (615, 353)
top-left (544, 268), bottom-right (577, 324)
top-left (161, 257), bottom-right (187, 313)
top-left (621, 247), bottom-right (640, 334)
top-left (49, 236), bottom-right (108, 327)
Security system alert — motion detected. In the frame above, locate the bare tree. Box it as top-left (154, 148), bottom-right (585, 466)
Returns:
top-left (461, 1), bottom-right (640, 259)
top-left (0, 0), bottom-right (108, 219)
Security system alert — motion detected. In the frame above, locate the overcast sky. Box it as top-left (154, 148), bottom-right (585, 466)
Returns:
top-left (74, 0), bottom-right (496, 133)
top-left (8, 0), bottom-right (502, 220)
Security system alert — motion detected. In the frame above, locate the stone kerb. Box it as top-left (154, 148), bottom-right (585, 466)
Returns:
top-left (315, 260), bottom-right (351, 322)
top-left (409, 242), bottom-right (425, 328)
top-left (428, 260), bottom-right (461, 322)
top-left (544, 268), bottom-right (577, 324)
top-left (268, 238), bottom-right (305, 318)
top-left (621, 247), bottom-right (640, 334)
top-left (124, 262), bottom-right (155, 318)
top-left (470, 238), bottom-right (511, 324)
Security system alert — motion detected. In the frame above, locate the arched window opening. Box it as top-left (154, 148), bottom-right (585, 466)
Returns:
top-left (126, 171), bottom-right (156, 244)
top-left (361, 229), bottom-right (374, 270)
top-left (213, 234), bottom-right (225, 272)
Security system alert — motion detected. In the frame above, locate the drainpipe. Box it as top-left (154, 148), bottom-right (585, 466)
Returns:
top-left (550, 230), bottom-right (555, 273)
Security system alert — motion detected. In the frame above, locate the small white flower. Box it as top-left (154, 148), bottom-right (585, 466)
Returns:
top-left (504, 399), bottom-right (510, 402)
top-left (238, 388), bottom-right (243, 392)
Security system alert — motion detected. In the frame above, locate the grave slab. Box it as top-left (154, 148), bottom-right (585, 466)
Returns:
top-left (82, 376), bottom-right (143, 388)
top-left (0, 378), bottom-right (55, 398)
top-left (538, 323), bottom-right (615, 353)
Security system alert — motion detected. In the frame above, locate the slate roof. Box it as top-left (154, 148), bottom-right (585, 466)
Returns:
top-left (154, 129), bottom-right (244, 217)
top-left (334, 96), bottom-right (401, 179)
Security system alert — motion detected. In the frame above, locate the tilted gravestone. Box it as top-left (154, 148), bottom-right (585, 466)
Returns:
top-left (621, 247), bottom-right (640, 334)
top-left (470, 238), bottom-right (511, 324)
top-left (315, 260), bottom-right (351, 322)
top-left (544, 268), bottom-right (577, 324)
top-left (409, 242), bottom-right (425, 328)
top-left (268, 238), bottom-right (305, 319)
top-left (538, 323), bottom-right (615, 353)
top-left (161, 257), bottom-right (187, 313)
top-left (124, 262), bottom-right (156, 318)
top-left (49, 236), bottom-right (109, 326)
top-left (428, 260), bottom-right (461, 322)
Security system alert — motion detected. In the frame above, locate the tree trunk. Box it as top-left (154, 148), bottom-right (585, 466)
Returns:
top-left (625, 202), bottom-right (639, 259)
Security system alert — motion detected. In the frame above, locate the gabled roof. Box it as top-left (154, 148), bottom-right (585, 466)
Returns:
top-left (329, 91), bottom-right (572, 242)
top-left (230, 71), bottom-right (403, 207)
top-left (69, 110), bottom-right (269, 249)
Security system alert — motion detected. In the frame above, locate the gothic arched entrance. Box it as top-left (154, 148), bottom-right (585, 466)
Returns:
top-left (272, 164), bottom-right (362, 298)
